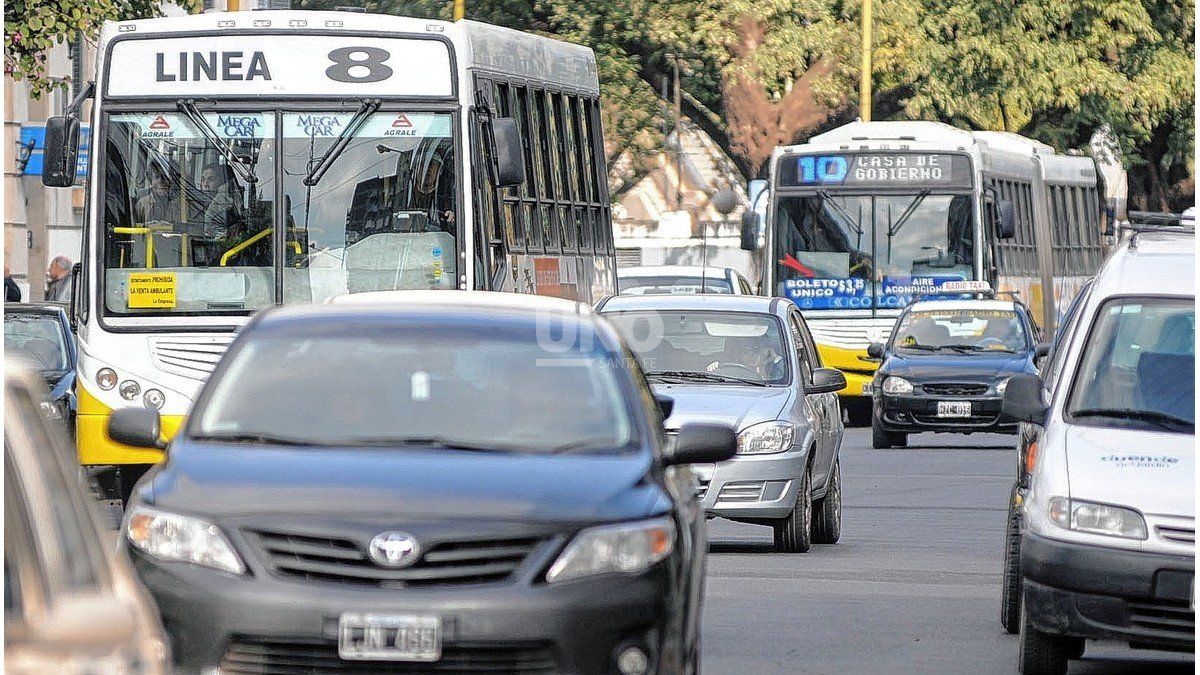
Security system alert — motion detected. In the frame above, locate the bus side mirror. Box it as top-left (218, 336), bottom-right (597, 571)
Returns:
top-left (995, 199), bottom-right (1016, 239)
top-left (489, 117), bottom-right (525, 188)
top-left (42, 116), bottom-right (80, 188)
top-left (740, 211), bottom-right (758, 251)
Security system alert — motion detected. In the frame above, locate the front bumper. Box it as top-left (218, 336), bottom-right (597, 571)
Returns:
top-left (696, 448), bottom-right (806, 520)
top-left (131, 550), bottom-right (676, 673)
top-left (1021, 532), bottom-right (1194, 648)
top-left (874, 393), bottom-right (1015, 433)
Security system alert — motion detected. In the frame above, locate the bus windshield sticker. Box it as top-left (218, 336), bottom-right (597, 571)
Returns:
top-left (782, 278), bottom-right (869, 310)
top-left (127, 272), bottom-right (178, 309)
top-left (778, 153), bottom-right (973, 189)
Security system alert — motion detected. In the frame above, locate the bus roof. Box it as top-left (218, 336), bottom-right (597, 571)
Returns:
top-left (100, 11), bottom-right (599, 97)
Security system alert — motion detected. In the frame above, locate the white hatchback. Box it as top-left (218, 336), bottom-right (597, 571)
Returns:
top-left (1002, 227), bottom-right (1195, 674)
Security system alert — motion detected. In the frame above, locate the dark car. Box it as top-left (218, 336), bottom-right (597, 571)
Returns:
top-left (108, 291), bottom-right (735, 674)
top-left (4, 302), bottom-right (76, 426)
top-left (867, 297), bottom-right (1040, 449)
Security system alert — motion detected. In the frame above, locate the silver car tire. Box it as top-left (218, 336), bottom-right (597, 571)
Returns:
top-left (773, 464), bottom-right (813, 553)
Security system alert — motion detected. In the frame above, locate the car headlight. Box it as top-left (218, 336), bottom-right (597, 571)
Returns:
top-left (1048, 497), bottom-right (1147, 540)
top-left (125, 505), bottom-right (246, 574)
top-left (996, 378), bottom-right (1010, 396)
top-left (39, 400), bottom-right (64, 419)
top-left (882, 376), bottom-right (913, 395)
top-left (546, 517), bottom-right (675, 583)
top-left (736, 421), bottom-right (795, 455)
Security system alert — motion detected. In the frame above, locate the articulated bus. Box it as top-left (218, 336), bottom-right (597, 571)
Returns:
top-left (755, 121), bottom-right (1117, 424)
top-left (41, 10), bottom-right (616, 501)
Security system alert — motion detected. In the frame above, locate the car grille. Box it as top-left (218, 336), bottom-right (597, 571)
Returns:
top-left (245, 529), bottom-right (541, 587)
top-left (220, 636), bottom-right (559, 674)
top-left (922, 383), bottom-right (989, 396)
top-left (1127, 600), bottom-right (1195, 637)
top-left (1156, 525), bottom-right (1196, 545)
top-left (148, 335), bottom-right (234, 380)
top-left (717, 481), bottom-right (765, 503)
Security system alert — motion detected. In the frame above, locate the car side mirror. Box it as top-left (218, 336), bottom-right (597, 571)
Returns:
top-left (1034, 341), bottom-right (1051, 359)
top-left (1002, 373), bottom-right (1049, 424)
top-left (995, 199), bottom-right (1016, 240)
top-left (739, 211), bottom-right (759, 251)
top-left (107, 407), bottom-right (166, 450)
top-left (665, 423), bottom-right (737, 466)
top-left (42, 115), bottom-right (81, 188)
top-left (807, 367), bottom-right (847, 395)
top-left (866, 342), bottom-right (885, 359)
top-left (654, 394), bottom-right (674, 420)
top-left (488, 117), bottom-right (525, 188)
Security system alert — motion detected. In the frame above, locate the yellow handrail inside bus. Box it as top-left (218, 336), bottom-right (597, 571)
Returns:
top-left (113, 224), bottom-right (178, 268)
top-left (220, 228), bottom-right (303, 266)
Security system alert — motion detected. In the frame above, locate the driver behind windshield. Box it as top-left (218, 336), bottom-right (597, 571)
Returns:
top-left (707, 340), bottom-right (786, 381)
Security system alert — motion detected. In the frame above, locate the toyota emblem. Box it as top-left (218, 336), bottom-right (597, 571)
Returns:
top-left (368, 532), bottom-right (421, 568)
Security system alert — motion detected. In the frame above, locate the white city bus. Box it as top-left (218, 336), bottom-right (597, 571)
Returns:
top-left (754, 121), bottom-right (1116, 424)
top-left (41, 10), bottom-right (616, 500)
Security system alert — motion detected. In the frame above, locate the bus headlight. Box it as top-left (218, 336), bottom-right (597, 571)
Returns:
top-left (97, 368), bottom-right (118, 390)
top-left (143, 389), bottom-right (166, 410)
top-left (119, 380), bottom-right (141, 401)
top-left (882, 376), bottom-right (913, 395)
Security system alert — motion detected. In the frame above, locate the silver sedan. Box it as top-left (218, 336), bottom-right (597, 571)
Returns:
top-left (599, 294), bottom-right (846, 552)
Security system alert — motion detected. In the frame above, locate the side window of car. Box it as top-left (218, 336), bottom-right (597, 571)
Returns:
top-left (788, 313), bottom-right (815, 384)
top-left (1045, 285), bottom-right (1092, 389)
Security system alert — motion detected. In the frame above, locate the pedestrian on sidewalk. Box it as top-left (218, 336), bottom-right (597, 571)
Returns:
top-left (45, 255), bottom-right (72, 303)
top-left (5, 264), bottom-right (20, 302)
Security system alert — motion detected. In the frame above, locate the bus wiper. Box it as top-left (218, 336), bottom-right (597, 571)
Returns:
top-left (303, 98), bottom-right (381, 186)
top-left (817, 189), bottom-right (866, 240)
top-left (886, 189), bottom-right (931, 236)
top-left (1070, 408), bottom-right (1194, 432)
top-left (647, 370), bottom-right (767, 386)
top-left (177, 99), bottom-right (257, 184)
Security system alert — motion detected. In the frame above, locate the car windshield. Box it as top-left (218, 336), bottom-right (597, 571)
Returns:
top-left (604, 310), bottom-right (789, 385)
top-left (892, 307), bottom-right (1027, 353)
top-left (101, 109), bottom-right (456, 317)
top-left (618, 275), bottom-right (733, 295)
top-left (773, 193), bottom-right (974, 310)
top-left (4, 313), bottom-right (69, 371)
top-left (194, 332), bottom-right (635, 452)
top-left (1067, 297), bottom-right (1194, 433)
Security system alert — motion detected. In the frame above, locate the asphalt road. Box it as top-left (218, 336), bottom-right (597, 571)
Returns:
top-left (701, 427), bottom-right (1195, 674)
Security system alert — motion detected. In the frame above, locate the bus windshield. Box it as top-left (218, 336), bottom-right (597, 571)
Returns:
top-left (101, 109), bottom-right (457, 316)
top-left (773, 193), bottom-right (974, 311)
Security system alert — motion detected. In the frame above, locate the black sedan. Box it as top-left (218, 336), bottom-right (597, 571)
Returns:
top-left (867, 298), bottom-right (1040, 448)
top-left (4, 301), bottom-right (76, 426)
top-left (108, 292), bottom-right (735, 674)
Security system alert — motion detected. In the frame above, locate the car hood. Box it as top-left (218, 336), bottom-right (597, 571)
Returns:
top-left (652, 382), bottom-right (791, 431)
top-left (882, 352), bottom-right (1031, 381)
top-left (1065, 425), bottom-right (1194, 518)
top-left (145, 443), bottom-right (663, 524)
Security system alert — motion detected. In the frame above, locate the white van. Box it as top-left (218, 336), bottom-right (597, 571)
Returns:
top-left (1002, 227), bottom-right (1195, 674)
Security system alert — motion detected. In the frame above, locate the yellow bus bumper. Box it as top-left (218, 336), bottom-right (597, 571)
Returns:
top-left (816, 343), bottom-right (878, 399)
top-left (77, 385), bottom-right (184, 466)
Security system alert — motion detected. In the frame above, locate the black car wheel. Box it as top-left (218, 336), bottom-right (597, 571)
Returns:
top-left (1017, 595), bottom-right (1070, 675)
top-left (774, 464), bottom-right (813, 553)
top-left (1000, 483), bottom-right (1022, 634)
top-left (845, 399), bottom-right (872, 427)
top-left (872, 422), bottom-right (907, 449)
top-left (812, 459), bottom-right (842, 544)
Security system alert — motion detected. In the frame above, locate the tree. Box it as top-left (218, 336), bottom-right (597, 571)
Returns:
top-left (5, 0), bottom-right (200, 99)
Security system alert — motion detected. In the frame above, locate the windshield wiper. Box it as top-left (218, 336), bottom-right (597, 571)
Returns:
top-left (899, 344), bottom-right (940, 352)
top-left (1070, 408), bottom-right (1194, 432)
top-left (302, 98), bottom-right (381, 186)
top-left (646, 370), bottom-right (768, 386)
top-left (336, 437), bottom-right (523, 453)
top-left (190, 432), bottom-right (324, 446)
top-left (177, 99), bottom-right (256, 184)
top-left (940, 343), bottom-right (986, 353)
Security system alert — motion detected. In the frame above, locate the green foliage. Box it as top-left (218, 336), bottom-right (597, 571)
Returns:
top-left (5, 0), bottom-right (201, 98)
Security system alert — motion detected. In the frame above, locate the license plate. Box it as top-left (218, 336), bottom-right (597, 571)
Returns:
top-left (936, 401), bottom-right (972, 418)
top-left (338, 614), bottom-right (441, 662)
top-left (861, 383), bottom-right (874, 395)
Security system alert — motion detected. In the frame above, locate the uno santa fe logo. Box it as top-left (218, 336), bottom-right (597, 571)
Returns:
top-left (149, 115), bottom-right (171, 130)
top-left (392, 114), bottom-right (412, 128)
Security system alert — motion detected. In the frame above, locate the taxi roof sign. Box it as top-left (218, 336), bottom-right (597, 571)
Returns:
top-left (938, 280), bottom-right (991, 293)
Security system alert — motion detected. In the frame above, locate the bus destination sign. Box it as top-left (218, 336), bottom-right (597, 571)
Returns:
top-left (778, 152), bottom-right (973, 189)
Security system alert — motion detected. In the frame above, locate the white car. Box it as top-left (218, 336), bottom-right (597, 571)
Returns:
top-left (1003, 227), bottom-right (1194, 674)
top-left (617, 266), bottom-right (754, 295)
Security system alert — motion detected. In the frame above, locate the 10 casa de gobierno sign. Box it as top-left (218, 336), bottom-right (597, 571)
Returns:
top-left (105, 35), bottom-right (453, 98)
